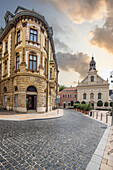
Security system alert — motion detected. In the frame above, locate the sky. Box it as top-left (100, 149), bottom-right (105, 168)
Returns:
top-left (0, 0), bottom-right (113, 88)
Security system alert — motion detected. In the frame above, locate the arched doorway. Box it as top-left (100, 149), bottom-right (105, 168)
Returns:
top-left (26, 86), bottom-right (37, 110)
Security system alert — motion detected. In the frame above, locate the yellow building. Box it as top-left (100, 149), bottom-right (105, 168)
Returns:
top-left (77, 57), bottom-right (109, 109)
top-left (0, 6), bottom-right (59, 113)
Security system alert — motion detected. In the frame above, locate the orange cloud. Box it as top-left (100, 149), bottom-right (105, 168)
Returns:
top-left (51, 0), bottom-right (106, 23)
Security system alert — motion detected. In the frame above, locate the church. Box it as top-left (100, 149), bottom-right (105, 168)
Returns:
top-left (77, 57), bottom-right (109, 109)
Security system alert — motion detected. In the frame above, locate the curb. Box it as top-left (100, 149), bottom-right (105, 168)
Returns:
top-left (0, 109), bottom-right (64, 121)
top-left (86, 125), bottom-right (111, 170)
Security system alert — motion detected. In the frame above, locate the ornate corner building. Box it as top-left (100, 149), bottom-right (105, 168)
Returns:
top-left (77, 57), bottom-right (109, 109)
top-left (0, 6), bottom-right (59, 113)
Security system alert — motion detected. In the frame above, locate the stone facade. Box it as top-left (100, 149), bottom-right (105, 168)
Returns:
top-left (0, 6), bottom-right (59, 113)
top-left (59, 87), bottom-right (77, 108)
top-left (77, 57), bottom-right (109, 109)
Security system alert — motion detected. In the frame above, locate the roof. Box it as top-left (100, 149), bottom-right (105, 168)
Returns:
top-left (60, 87), bottom-right (77, 93)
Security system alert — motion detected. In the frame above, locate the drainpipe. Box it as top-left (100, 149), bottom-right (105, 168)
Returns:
top-left (46, 34), bottom-right (49, 112)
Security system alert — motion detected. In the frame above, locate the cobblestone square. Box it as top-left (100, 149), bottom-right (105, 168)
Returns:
top-left (0, 110), bottom-right (107, 169)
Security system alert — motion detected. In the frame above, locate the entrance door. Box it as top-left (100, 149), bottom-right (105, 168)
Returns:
top-left (27, 95), bottom-right (37, 110)
top-left (63, 103), bottom-right (66, 108)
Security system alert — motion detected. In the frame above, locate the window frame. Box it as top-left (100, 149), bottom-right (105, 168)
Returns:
top-left (98, 93), bottom-right (102, 99)
top-left (29, 54), bottom-right (37, 70)
top-left (83, 93), bottom-right (87, 99)
top-left (16, 54), bottom-right (19, 70)
top-left (30, 28), bottom-right (37, 42)
top-left (17, 30), bottom-right (20, 43)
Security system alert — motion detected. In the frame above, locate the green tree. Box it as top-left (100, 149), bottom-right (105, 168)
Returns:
top-left (59, 85), bottom-right (66, 92)
top-left (97, 100), bottom-right (103, 107)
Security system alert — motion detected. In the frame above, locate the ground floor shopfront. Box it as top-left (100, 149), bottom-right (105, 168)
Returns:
top-left (0, 75), bottom-right (57, 113)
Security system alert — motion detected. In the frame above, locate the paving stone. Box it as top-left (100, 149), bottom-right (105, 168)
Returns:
top-left (0, 110), bottom-right (106, 169)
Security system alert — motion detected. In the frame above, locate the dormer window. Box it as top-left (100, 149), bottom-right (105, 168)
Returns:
top-left (17, 30), bottom-right (20, 43)
top-left (91, 76), bottom-right (94, 82)
top-left (30, 28), bottom-right (37, 42)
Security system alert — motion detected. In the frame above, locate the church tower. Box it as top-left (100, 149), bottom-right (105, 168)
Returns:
top-left (89, 56), bottom-right (96, 71)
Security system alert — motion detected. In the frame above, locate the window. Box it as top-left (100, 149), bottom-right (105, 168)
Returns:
top-left (91, 76), bottom-right (94, 82)
top-left (65, 94), bottom-right (67, 97)
top-left (44, 61), bottom-right (46, 74)
top-left (30, 28), bottom-right (37, 42)
top-left (5, 41), bottom-right (8, 52)
top-left (45, 37), bottom-right (46, 49)
top-left (4, 60), bottom-right (7, 74)
top-left (75, 94), bottom-right (76, 98)
top-left (70, 94), bottom-right (72, 98)
top-left (90, 93), bottom-right (94, 99)
top-left (50, 68), bottom-right (52, 80)
top-left (68, 94), bottom-right (69, 97)
top-left (98, 93), bottom-right (102, 99)
top-left (83, 93), bottom-right (86, 99)
top-left (4, 87), bottom-right (7, 93)
top-left (14, 94), bottom-right (18, 108)
top-left (29, 55), bottom-right (37, 70)
top-left (63, 95), bottom-right (64, 98)
top-left (68, 102), bottom-right (70, 106)
top-left (16, 54), bottom-right (19, 70)
top-left (17, 30), bottom-right (20, 43)
top-left (27, 86), bottom-right (37, 92)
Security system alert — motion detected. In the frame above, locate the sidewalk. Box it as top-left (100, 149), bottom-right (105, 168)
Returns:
top-left (0, 109), bottom-right (64, 121)
top-left (86, 110), bottom-right (113, 170)
top-left (100, 126), bottom-right (113, 170)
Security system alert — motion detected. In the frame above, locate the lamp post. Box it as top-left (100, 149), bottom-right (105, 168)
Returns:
top-left (110, 94), bottom-right (113, 126)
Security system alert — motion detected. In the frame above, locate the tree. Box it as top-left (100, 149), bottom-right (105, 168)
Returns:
top-left (104, 102), bottom-right (108, 107)
top-left (97, 100), bottom-right (103, 107)
top-left (59, 85), bottom-right (66, 92)
top-left (81, 101), bottom-right (86, 104)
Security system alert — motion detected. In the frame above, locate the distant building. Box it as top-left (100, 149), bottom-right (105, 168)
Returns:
top-left (59, 87), bottom-right (77, 108)
top-left (77, 57), bottom-right (109, 109)
top-left (0, 6), bottom-right (59, 113)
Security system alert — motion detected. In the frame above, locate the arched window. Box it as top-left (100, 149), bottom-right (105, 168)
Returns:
top-left (27, 86), bottom-right (37, 92)
top-left (98, 93), bottom-right (102, 99)
top-left (65, 94), bottom-right (67, 98)
top-left (91, 76), bottom-right (94, 82)
top-left (4, 87), bottom-right (7, 93)
top-left (14, 86), bottom-right (18, 91)
top-left (83, 93), bottom-right (87, 99)
top-left (90, 93), bottom-right (94, 99)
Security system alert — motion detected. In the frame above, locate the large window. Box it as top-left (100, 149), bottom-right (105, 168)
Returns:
top-left (29, 55), bottom-right (37, 70)
top-left (17, 30), bottom-right (20, 43)
top-left (91, 76), bottom-right (94, 82)
top-left (30, 28), bottom-right (37, 42)
top-left (83, 93), bottom-right (87, 99)
top-left (4, 60), bottom-right (7, 75)
top-left (50, 68), bottom-right (52, 80)
top-left (90, 93), bottom-right (94, 99)
top-left (16, 54), bottom-right (19, 70)
top-left (98, 93), bottom-right (102, 99)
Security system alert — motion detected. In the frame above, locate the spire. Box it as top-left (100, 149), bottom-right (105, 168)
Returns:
top-left (89, 55), bottom-right (96, 71)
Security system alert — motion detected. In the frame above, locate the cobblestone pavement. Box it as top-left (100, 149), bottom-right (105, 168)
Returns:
top-left (0, 109), bottom-right (107, 170)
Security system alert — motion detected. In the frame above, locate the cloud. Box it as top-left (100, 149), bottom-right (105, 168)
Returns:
top-left (57, 52), bottom-right (90, 78)
top-left (55, 38), bottom-right (72, 52)
top-left (35, 0), bottom-right (106, 24)
top-left (51, 0), bottom-right (106, 24)
top-left (90, 0), bottom-right (113, 54)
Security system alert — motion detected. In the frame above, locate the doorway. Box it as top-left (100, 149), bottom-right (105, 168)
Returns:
top-left (26, 95), bottom-right (37, 110)
top-left (63, 103), bottom-right (66, 108)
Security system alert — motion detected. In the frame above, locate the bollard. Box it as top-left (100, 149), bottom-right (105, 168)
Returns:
top-left (93, 111), bottom-right (94, 118)
top-left (57, 109), bottom-right (59, 114)
top-left (101, 113), bottom-right (103, 121)
top-left (106, 114), bottom-right (108, 123)
top-left (96, 112), bottom-right (98, 119)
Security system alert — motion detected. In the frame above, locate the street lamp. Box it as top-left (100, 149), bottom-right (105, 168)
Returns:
top-left (110, 94), bottom-right (113, 126)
